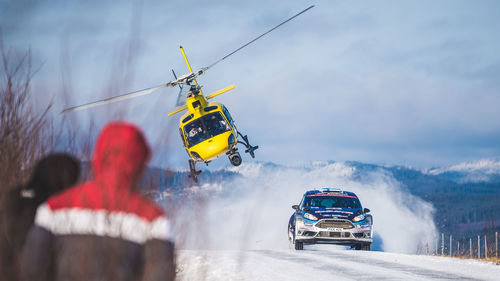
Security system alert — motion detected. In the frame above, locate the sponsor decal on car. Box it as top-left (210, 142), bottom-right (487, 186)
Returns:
top-left (326, 228), bottom-right (343, 232)
top-left (315, 210), bottom-right (353, 214)
top-left (299, 225), bottom-right (315, 230)
top-left (356, 227), bottom-right (371, 231)
top-left (306, 194), bottom-right (358, 198)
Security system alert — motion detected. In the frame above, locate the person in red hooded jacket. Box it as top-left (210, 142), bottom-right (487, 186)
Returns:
top-left (21, 121), bottom-right (175, 281)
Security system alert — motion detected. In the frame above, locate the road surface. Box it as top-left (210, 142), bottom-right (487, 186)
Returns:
top-left (177, 246), bottom-right (499, 280)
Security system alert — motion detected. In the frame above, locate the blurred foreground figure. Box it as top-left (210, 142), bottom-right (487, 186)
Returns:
top-left (0, 153), bottom-right (79, 281)
top-left (21, 121), bottom-right (176, 281)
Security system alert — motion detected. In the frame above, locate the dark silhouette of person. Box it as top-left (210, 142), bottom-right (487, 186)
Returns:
top-left (0, 153), bottom-right (80, 281)
top-left (21, 121), bottom-right (176, 281)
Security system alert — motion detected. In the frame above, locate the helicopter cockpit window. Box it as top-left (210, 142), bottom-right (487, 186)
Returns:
top-left (182, 114), bottom-right (194, 124)
top-left (204, 112), bottom-right (231, 136)
top-left (204, 106), bottom-right (218, 112)
top-left (222, 106), bottom-right (235, 129)
top-left (184, 112), bottom-right (231, 147)
top-left (179, 127), bottom-right (187, 147)
top-left (184, 119), bottom-right (207, 147)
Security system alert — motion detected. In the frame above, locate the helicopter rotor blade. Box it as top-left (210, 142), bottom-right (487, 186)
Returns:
top-left (61, 84), bottom-right (170, 114)
top-left (199, 5), bottom-right (315, 74)
top-left (61, 6), bottom-right (315, 114)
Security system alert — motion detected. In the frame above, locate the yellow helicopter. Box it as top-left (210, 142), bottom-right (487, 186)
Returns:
top-left (62, 5), bottom-right (314, 182)
top-left (169, 46), bottom-right (258, 182)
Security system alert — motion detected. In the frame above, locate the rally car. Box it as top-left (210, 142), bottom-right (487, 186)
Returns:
top-left (288, 188), bottom-right (373, 250)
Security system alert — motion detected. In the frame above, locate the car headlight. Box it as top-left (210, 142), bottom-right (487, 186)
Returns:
top-left (365, 216), bottom-right (372, 225)
top-left (353, 214), bottom-right (365, 222)
top-left (303, 213), bottom-right (318, 221)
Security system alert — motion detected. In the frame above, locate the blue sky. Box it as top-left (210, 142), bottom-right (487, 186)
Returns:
top-left (2, 0), bottom-right (500, 169)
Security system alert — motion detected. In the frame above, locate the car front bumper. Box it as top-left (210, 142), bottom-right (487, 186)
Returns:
top-left (295, 218), bottom-right (373, 245)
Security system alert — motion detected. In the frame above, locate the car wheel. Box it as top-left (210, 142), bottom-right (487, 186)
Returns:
top-left (295, 240), bottom-right (304, 250)
top-left (362, 243), bottom-right (371, 251)
top-left (354, 244), bottom-right (362, 250)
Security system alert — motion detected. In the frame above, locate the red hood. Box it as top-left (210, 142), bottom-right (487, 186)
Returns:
top-left (92, 121), bottom-right (151, 191)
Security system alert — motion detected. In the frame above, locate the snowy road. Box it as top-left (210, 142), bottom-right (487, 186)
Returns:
top-left (177, 246), bottom-right (499, 280)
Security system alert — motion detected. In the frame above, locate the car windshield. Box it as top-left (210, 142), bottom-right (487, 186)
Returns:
top-left (184, 112), bottom-right (231, 147)
top-left (303, 195), bottom-right (361, 209)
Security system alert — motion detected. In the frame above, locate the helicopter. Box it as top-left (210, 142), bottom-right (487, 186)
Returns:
top-left (62, 5), bottom-right (314, 182)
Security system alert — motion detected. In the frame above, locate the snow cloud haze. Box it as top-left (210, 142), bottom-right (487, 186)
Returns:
top-left (174, 162), bottom-right (437, 254)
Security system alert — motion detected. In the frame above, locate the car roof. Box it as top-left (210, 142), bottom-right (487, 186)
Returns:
top-left (304, 187), bottom-right (357, 197)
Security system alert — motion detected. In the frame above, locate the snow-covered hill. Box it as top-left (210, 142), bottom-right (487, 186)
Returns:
top-left (424, 158), bottom-right (500, 183)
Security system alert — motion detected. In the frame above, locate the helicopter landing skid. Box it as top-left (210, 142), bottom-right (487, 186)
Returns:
top-left (237, 132), bottom-right (259, 158)
top-left (188, 159), bottom-right (202, 183)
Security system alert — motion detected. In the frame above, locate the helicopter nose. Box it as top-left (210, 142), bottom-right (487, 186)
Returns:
top-left (196, 133), bottom-right (231, 160)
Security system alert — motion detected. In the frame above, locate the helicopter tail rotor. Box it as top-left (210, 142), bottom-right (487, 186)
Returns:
top-left (237, 132), bottom-right (259, 158)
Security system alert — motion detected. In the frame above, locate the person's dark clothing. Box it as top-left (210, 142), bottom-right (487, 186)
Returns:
top-left (21, 121), bottom-right (176, 281)
top-left (0, 153), bottom-right (80, 281)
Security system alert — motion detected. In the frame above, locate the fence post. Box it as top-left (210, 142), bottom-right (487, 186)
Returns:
top-left (470, 238), bottom-right (472, 258)
top-left (478, 235), bottom-right (480, 259)
top-left (449, 235), bottom-right (452, 256)
top-left (496, 232), bottom-right (498, 258)
top-left (484, 235), bottom-right (487, 259)
top-left (441, 233), bottom-right (444, 255)
top-left (436, 237), bottom-right (438, 255)
top-left (457, 240), bottom-right (460, 256)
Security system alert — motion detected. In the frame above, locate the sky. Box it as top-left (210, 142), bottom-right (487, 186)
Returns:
top-left (2, 0), bottom-right (500, 169)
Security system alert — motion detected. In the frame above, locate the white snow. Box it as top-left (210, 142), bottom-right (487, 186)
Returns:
top-left (175, 162), bottom-right (437, 254)
top-left (177, 247), bottom-right (500, 281)
top-left (170, 161), bottom-right (500, 280)
top-left (425, 158), bottom-right (500, 182)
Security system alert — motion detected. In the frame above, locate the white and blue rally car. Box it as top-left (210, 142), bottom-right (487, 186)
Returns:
top-left (288, 188), bottom-right (373, 250)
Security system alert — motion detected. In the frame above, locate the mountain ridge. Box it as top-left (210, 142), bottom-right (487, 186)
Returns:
top-left (140, 158), bottom-right (500, 240)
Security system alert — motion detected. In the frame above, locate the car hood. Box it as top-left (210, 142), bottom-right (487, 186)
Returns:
top-left (306, 208), bottom-right (361, 221)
